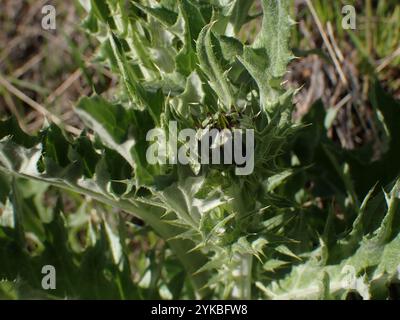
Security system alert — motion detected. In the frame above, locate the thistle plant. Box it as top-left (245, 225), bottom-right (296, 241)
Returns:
top-left (0, 0), bottom-right (399, 300)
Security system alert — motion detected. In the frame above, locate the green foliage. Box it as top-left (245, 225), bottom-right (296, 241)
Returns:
top-left (0, 0), bottom-right (399, 300)
top-left (0, 178), bottom-right (138, 299)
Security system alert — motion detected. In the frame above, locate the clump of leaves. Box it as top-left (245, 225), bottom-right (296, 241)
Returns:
top-left (0, 0), bottom-right (399, 299)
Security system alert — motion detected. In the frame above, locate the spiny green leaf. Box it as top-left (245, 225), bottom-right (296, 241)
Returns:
top-left (238, 0), bottom-right (293, 112)
top-left (196, 22), bottom-right (235, 110)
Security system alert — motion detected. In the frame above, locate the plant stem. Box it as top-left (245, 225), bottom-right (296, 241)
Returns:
top-left (240, 253), bottom-right (253, 300)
